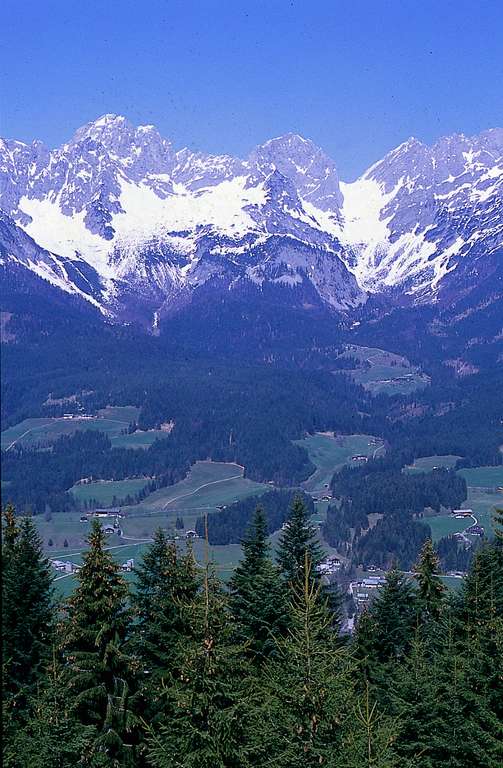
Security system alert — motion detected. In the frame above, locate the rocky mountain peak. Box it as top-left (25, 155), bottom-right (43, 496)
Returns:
top-left (0, 118), bottom-right (501, 321)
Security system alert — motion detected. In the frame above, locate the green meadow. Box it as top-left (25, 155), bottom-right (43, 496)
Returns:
top-left (404, 455), bottom-right (461, 474)
top-left (295, 432), bottom-right (385, 494)
top-left (70, 478), bottom-right (152, 505)
top-left (1, 407), bottom-right (169, 453)
top-left (337, 345), bottom-right (429, 395)
top-left (457, 466), bottom-right (503, 488)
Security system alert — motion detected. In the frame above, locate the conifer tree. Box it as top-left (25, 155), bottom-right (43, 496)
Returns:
top-left (253, 556), bottom-right (354, 767)
top-left (4, 648), bottom-right (95, 768)
top-left (370, 567), bottom-right (417, 661)
top-left (493, 508), bottom-right (503, 543)
top-left (361, 566), bottom-right (417, 694)
top-left (391, 622), bottom-right (503, 767)
top-left (229, 507), bottom-right (289, 660)
top-left (2, 508), bottom-right (53, 720)
top-left (414, 538), bottom-right (445, 620)
top-left (353, 608), bottom-right (379, 683)
top-left (131, 529), bottom-right (200, 722)
top-left (343, 682), bottom-right (401, 768)
top-left (146, 562), bottom-right (253, 768)
top-left (2, 503), bottom-right (18, 553)
top-left (276, 494), bottom-right (323, 584)
top-left (61, 519), bottom-right (141, 766)
top-left (458, 542), bottom-right (503, 720)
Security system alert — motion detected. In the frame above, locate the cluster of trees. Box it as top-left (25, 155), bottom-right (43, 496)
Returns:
top-left (2, 360), bottom-right (370, 514)
top-left (1, 431), bottom-right (192, 514)
top-left (436, 534), bottom-right (477, 572)
top-left (324, 460), bottom-right (467, 568)
top-left (195, 489), bottom-right (314, 545)
top-left (3, 498), bottom-right (503, 767)
top-left (332, 461), bottom-right (467, 516)
top-left (353, 515), bottom-right (433, 570)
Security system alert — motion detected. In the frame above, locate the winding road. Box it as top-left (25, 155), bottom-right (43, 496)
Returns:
top-left (159, 472), bottom-right (243, 511)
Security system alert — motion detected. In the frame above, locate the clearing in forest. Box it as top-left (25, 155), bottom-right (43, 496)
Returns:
top-left (295, 432), bottom-right (385, 495)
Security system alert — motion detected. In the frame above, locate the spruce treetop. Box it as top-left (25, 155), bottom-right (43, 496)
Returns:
top-left (414, 538), bottom-right (445, 619)
top-left (2, 504), bottom-right (19, 553)
top-left (493, 508), bottom-right (503, 543)
top-left (229, 507), bottom-right (289, 661)
top-left (277, 494), bottom-right (324, 584)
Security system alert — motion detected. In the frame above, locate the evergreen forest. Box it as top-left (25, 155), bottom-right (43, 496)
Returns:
top-left (3, 498), bottom-right (502, 768)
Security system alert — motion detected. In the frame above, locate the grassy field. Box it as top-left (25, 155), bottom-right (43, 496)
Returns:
top-left (428, 485), bottom-right (500, 542)
top-left (2, 415), bottom-right (129, 451)
top-left (457, 466), bottom-right (503, 488)
top-left (1, 406), bottom-right (170, 453)
top-left (337, 345), bottom-right (429, 395)
top-left (50, 537), bottom-right (245, 598)
top-left (2, 418), bottom-right (57, 450)
top-left (110, 430), bottom-right (169, 449)
top-left (404, 455), bottom-right (461, 474)
top-left (97, 406), bottom-right (140, 422)
top-left (127, 461), bottom-right (269, 517)
top-left (37, 460), bottom-right (270, 553)
top-left (295, 433), bottom-right (385, 494)
top-left (70, 478), bottom-right (152, 505)
top-left (428, 515), bottom-right (471, 541)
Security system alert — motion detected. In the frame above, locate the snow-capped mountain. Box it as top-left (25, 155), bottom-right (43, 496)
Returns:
top-left (1, 115), bottom-right (501, 324)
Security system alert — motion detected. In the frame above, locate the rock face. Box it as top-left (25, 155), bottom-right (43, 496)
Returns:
top-left (0, 115), bottom-right (501, 325)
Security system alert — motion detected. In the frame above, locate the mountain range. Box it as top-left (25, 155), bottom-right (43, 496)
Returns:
top-left (1, 115), bottom-right (502, 327)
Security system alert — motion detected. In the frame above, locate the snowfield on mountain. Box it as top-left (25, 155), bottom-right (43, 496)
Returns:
top-left (1, 115), bottom-right (502, 323)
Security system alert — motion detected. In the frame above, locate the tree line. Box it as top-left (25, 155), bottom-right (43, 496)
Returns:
top-left (3, 499), bottom-right (502, 768)
top-left (324, 461), bottom-right (467, 569)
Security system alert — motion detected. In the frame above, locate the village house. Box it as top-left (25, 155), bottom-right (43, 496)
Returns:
top-left (50, 559), bottom-right (80, 574)
top-left (103, 525), bottom-right (116, 535)
top-left (452, 509), bottom-right (473, 518)
top-left (466, 524), bottom-right (485, 536)
top-left (317, 556), bottom-right (341, 575)
top-left (351, 575), bottom-right (386, 610)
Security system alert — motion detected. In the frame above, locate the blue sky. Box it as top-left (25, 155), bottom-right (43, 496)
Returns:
top-left (2, 0), bottom-right (502, 179)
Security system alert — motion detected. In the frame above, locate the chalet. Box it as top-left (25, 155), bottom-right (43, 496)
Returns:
top-left (352, 575), bottom-right (385, 608)
top-left (466, 524), bottom-right (485, 536)
top-left (352, 455), bottom-right (369, 462)
top-left (452, 509), bottom-right (473, 518)
top-left (185, 530), bottom-right (198, 539)
top-left (317, 556), bottom-right (341, 575)
top-left (121, 559), bottom-right (134, 572)
top-left (50, 560), bottom-right (80, 574)
top-left (93, 508), bottom-right (124, 518)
